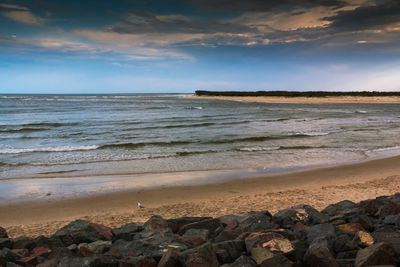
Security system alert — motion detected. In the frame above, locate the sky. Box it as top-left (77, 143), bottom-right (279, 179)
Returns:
top-left (1, 0), bottom-right (400, 93)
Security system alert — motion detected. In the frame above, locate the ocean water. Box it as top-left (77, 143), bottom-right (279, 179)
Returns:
top-left (1, 94), bottom-right (400, 201)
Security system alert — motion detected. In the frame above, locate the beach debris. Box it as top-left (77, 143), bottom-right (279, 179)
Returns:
top-left (2, 193), bottom-right (400, 266)
top-left (137, 202), bottom-right (144, 209)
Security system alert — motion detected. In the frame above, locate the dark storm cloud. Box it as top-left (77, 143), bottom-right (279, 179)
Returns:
top-left (326, 0), bottom-right (400, 32)
top-left (109, 10), bottom-right (256, 34)
top-left (194, 0), bottom-right (347, 12)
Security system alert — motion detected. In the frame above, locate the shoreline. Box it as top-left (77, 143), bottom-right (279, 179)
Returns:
top-left (184, 95), bottom-right (400, 104)
top-left (2, 154), bottom-right (400, 237)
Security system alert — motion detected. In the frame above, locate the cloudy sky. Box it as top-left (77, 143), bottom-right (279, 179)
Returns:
top-left (1, 0), bottom-right (400, 93)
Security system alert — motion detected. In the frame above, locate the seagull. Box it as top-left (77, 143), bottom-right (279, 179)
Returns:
top-left (137, 202), bottom-right (144, 209)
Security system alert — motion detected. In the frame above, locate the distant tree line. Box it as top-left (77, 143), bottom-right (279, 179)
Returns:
top-left (195, 90), bottom-right (400, 97)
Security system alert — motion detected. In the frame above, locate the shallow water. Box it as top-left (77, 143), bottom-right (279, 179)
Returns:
top-left (1, 94), bottom-right (400, 202)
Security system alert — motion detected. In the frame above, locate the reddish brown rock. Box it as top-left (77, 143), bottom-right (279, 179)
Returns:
top-left (16, 255), bottom-right (39, 266)
top-left (304, 238), bottom-right (339, 267)
top-left (37, 258), bottom-right (59, 267)
top-left (179, 242), bottom-right (219, 267)
top-left (31, 247), bottom-right (52, 257)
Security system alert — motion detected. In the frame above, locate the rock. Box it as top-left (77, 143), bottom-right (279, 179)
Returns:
top-left (337, 223), bottom-right (363, 233)
top-left (33, 236), bottom-right (65, 249)
top-left (359, 197), bottom-right (395, 217)
top-left (57, 256), bottom-right (100, 267)
top-left (273, 204), bottom-right (329, 228)
top-left (1, 248), bottom-right (23, 262)
top-left (178, 219), bottom-right (223, 238)
top-left (178, 242), bottom-right (219, 267)
top-left (157, 248), bottom-right (180, 267)
top-left (6, 262), bottom-right (23, 267)
top-left (37, 258), bottom-right (59, 267)
top-left (167, 217), bottom-right (212, 233)
top-left (52, 220), bottom-right (112, 246)
top-left (307, 223), bottom-right (336, 245)
top-left (236, 211), bottom-right (278, 233)
top-left (263, 238), bottom-right (294, 255)
top-left (336, 249), bottom-right (358, 259)
top-left (16, 255), bottom-right (39, 266)
top-left (333, 233), bottom-right (358, 253)
top-left (250, 245), bottom-right (293, 266)
top-left (383, 214), bottom-right (400, 227)
top-left (0, 239), bottom-right (12, 249)
top-left (230, 255), bottom-right (257, 267)
top-left (12, 237), bottom-right (36, 250)
top-left (87, 240), bottom-right (111, 254)
top-left (112, 223), bottom-right (143, 240)
top-left (78, 243), bottom-right (94, 257)
top-left (119, 256), bottom-right (156, 267)
top-left (322, 200), bottom-right (358, 216)
top-left (245, 232), bottom-right (285, 252)
top-left (349, 213), bottom-right (376, 231)
top-left (357, 231), bottom-right (374, 247)
top-left (212, 240), bottom-right (245, 264)
top-left (304, 238), bottom-right (339, 267)
top-left (372, 231), bottom-right (400, 255)
top-left (31, 246), bottom-right (52, 257)
top-left (355, 242), bottom-right (399, 267)
top-left (177, 229), bottom-right (209, 248)
top-left (144, 216), bottom-right (171, 233)
top-left (214, 230), bottom-right (239, 242)
top-left (0, 227), bottom-right (8, 238)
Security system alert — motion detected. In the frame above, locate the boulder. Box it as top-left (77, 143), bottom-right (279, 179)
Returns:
top-left (357, 231), bottom-right (374, 247)
top-left (307, 223), bottom-right (336, 245)
top-left (230, 255), bottom-right (257, 267)
top-left (12, 237), bottom-right (36, 250)
top-left (177, 229), bottom-right (209, 248)
top-left (236, 211), bottom-right (278, 233)
top-left (333, 233), bottom-right (358, 253)
top-left (178, 242), bottom-right (219, 267)
top-left (112, 223), bottom-right (143, 240)
top-left (57, 256), bottom-right (100, 267)
top-left (167, 217), bottom-right (212, 233)
top-left (0, 239), bottom-right (12, 249)
top-left (37, 258), bottom-right (59, 267)
top-left (52, 220), bottom-right (112, 246)
top-left (322, 200), bottom-right (358, 216)
top-left (212, 240), bottom-right (245, 264)
top-left (383, 214), bottom-right (400, 227)
top-left (273, 204), bottom-right (329, 228)
top-left (119, 256), bottom-right (156, 267)
top-left (337, 223), bottom-right (363, 233)
top-left (31, 246), bottom-right (52, 257)
top-left (178, 219), bottom-right (223, 237)
top-left (355, 242), bottom-right (399, 267)
top-left (144, 216), bottom-right (171, 233)
top-left (0, 227), bottom-right (8, 238)
top-left (245, 232), bottom-right (285, 252)
top-left (304, 238), bottom-right (339, 267)
top-left (157, 248), bottom-right (180, 267)
top-left (250, 245), bottom-right (293, 266)
top-left (214, 229), bottom-right (239, 242)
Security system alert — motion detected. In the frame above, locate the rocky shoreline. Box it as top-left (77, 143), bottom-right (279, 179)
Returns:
top-left (2, 194), bottom-right (400, 266)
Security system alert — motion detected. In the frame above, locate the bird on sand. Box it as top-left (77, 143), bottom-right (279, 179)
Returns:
top-left (137, 202), bottom-right (144, 209)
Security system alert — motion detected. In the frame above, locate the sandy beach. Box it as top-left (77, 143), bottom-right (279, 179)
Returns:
top-left (2, 155), bottom-right (400, 238)
top-left (184, 95), bottom-right (400, 104)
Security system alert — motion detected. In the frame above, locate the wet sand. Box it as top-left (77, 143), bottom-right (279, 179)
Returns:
top-left (1, 155), bottom-right (400, 238)
top-left (184, 95), bottom-right (400, 104)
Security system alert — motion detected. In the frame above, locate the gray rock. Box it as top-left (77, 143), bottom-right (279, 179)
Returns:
top-left (0, 239), bottom-right (12, 249)
top-left (57, 256), bottom-right (100, 267)
top-left (157, 248), bottom-right (180, 267)
top-left (230, 255), bottom-right (257, 267)
top-left (273, 204), bottom-right (329, 228)
top-left (212, 240), bottom-right (245, 264)
top-left (144, 215), bottom-right (171, 233)
top-left (322, 200), bottom-right (358, 216)
top-left (307, 223), bottom-right (336, 245)
top-left (304, 238), bottom-right (339, 267)
top-left (118, 256), bottom-right (156, 267)
top-left (111, 222), bottom-right (143, 240)
top-left (250, 245), bottom-right (293, 266)
top-left (178, 219), bottom-right (223, 237)
top-left (355, 242), bottom-right (399, 267)
top-left (383, 214), bottom-right (400, 227)
top-left (52, 220), bottom-right (112, 246)
top-left (0, 227), bottom-right (8, 239)
top-left (237, 211), bottom-right (278, 233)
top-left (167, 217), bottom-right (212, 233)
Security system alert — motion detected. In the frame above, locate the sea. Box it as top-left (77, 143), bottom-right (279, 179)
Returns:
top-left (1, 94), bottom-right (400, 203)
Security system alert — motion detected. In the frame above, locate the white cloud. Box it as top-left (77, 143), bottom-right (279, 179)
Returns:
top-left (0, 3), bottom-right (45, 25)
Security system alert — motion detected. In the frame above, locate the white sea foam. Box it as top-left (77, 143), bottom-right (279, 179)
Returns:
top-left (296, 131), bottom-right (331, 136)
top-left (0, 145), bottom-right (99, 154)
top-left (371, 145), bottom-right (400, 152)
top-left (238, 146), bottom-right (280, 152)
